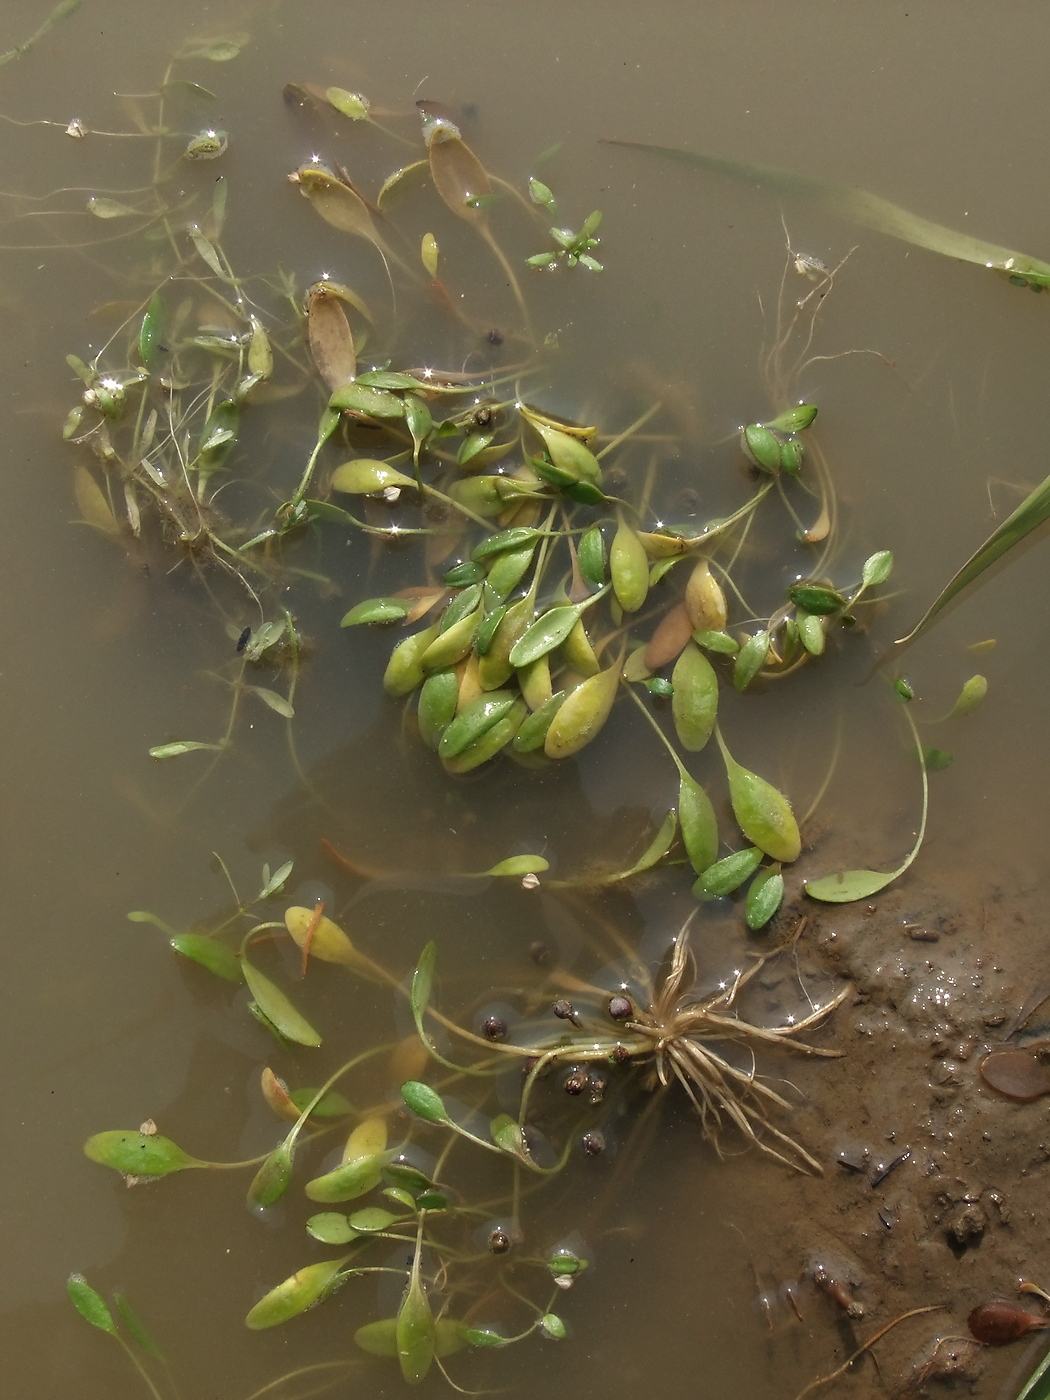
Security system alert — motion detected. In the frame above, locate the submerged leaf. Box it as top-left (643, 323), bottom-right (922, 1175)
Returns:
top-left (170, 933), bottom-right (243, 983)
top-left (248, 1141), bottom-right (294, 1209)
top-left (948, 673), bottom-right (988, 718)
top-left (716, 731), bottom-right (801, 863)
top-left (745, 865), bottom-right (784, 930)
top-left (671, 642), bottom-right (718, 751)
top-left (678, 771), bottom-right (719, 876)
top-left (696, 846), bottom-right (764, 898)
top-left (284, 906), bottom-right (362, 969)
top-left (245, 1258), bottom-right (346, 1330)
top-left (241, 957), bottom-right (322, 1046)
top-left (543, 660), bottom-right (621, 759)
top-left (804, 868), bottom-right (898, 902)
top-left (305, 1151), bottom-right (392, 1203)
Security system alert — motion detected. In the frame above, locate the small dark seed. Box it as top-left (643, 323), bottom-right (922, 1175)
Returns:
top-left (564, 1071), bottom-right (588, 1096)
top-left (485, 328), bottom-right (504, 347)
top-left (552, 999), bottom-right (580, 1025)
top-left (611, 1044), bottom-right (630, 1064)
top-left (481, 1016), bottom-right (507, 1041)
top-left (472, 405), bottom-right (493, 427)
top-left (529, 941), bottom-right (551, 965)
top-left (582, 1130), bottom-right (605, 1156)
top-left (608, 994), bottom-right (633, 1020)
top-left (588, 1074), bottom-right (607, 1104)
top-left (488, 1228), bottom-right (510, 1254)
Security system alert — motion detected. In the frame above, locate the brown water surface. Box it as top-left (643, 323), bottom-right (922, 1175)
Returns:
top-left (4, 2), bottom-right (1050, 1397)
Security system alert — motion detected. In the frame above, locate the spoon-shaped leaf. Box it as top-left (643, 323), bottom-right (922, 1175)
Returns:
top-left (716, 730), bottom-right (801, 863)
top-left (330, 459), bottom-right (416, 494)
top-left (695, 845), bottom-right (763, 898)
top-left (67, 1276), bottom-right (117, 1334)
top-left (437, 690), bottom-right (517, 758)
top-left (397, 1230), bottom-right (436, 1383)
top-left (245, 1258), bottom-right (348, 1330)
top-left (401, 1081), bottom-right (450, 1123)
top-left (509, 592), bottom-right (605, 670)
top-left (356, 1318), bottom-right (399, 1357)
top-left (307, 1213), bottom-right (358, 1245)
top-left (248, 1141), bottom-right (294, 1208)
top-left (241, 956), bottom-right (322, 1046)
top-left (608, 140), bottom-right (1050, 286)
top-left (284, 906), bottom-right (360, 967)
top-left (948, 674), bottom-right (988, 718)
top-left (341, 597), bottom-right (413, 627)
top-left (384, 624), bottom-right (441, 698)
top-left (424, 119), bottom-right (491, 224)
top-left (305, 1150), bottom-right (393, 1203)
top-left (170, 933), bottom-right (243, 982)
top-left (671, 642), bottom-right (718, 751)
top-left (543, 659), bottom-right (621, 759)
top-left (84, 1130), bottom-right (201, 1176)
top-left (483, 854), bottom-right (549, 876)
top-left (678, 771), bottom-right (719, 875)
top-left (411, 941), bottom-right (437, 1044)
top-left (306, 283), bottom-right (356, 391)
top-left (610, 521), bottom-right (649, 612)
top-left (745, 865), bottom-right (784, 930)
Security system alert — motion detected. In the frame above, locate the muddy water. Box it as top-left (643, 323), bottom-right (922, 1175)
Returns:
top-left (4, 1), bottom-right (1050, 1397)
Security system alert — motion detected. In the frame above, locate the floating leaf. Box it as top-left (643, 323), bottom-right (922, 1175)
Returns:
top-left (509, 596), bottom-right (600, 670)
top-left (696, 846), bottom-right (763, 897)
top-left (861, 550), bottom-right (894, 587)
top-left (716, 732), bottom-right (801, 863)
top-left (490, 1113), bottom-right (525, 1156)
top-left (67, 1276), bottom-right (117, 1334)
top-left (484, 854), bottom-right (549, 876)
top-left (541, 1314), bottom-right (567, 1340)
top-left (170, 933), bottom-right (243, 983)
top-left (241, 956), bottom-right (322, 1046)
top-left (512, 692), bottom-right (567, 752)
top-left (694, 629), bottom-right (739, 655)
top-left (462, 1327), bottom-right (509, 1348)
top-left (305, 1151), bottom-right (392, 1203)
top-left (543, 660), bottom-right (621, 759)
top-left (248, 1141), bottom-right (294, 1209)
top-left (732, 630), bottom-right (770, 691)
top-left (745, 865), bottom-right (784, 930)
top-left (788, 583), bottom-right (844, 616)
top-left (384, 624), bottom-right (441, 697)
top-left (678, 771), bottom-right (719, 876)
top-left (610, 521), bottom-right (649, 612)
top-left (525, 418), bottom-right (601, 483)
top-left (331, 459), bottom-right (416, 495)
top-left (326, 87), bottom-right (370, 120)
top-left (437, 690), bottom-right (517, 758)
top-left (578, 526), bottom-right (607, 589)
top-left (307, 1213), bottom-right (357, 1245)
top-left (767, 404), bottom-right (818, 432)
top-left (417, 670), bottom-right (459, 750)
top-left (401, 1081), bottom-right (449, 1123)
top-left (671, 642), bottom-right (718, 751)
top-left (948, 674), bottom-right (987, 718)
top-left (742, 423), bottom-right (781, 472)
top-left (306, 284), bottom-right (356, 391)
top-left (423, 114), bottom-right (491, 224)
top-left (259, 859), bottom-right (294, 899)
top-left (84, 1130), bottom-right (200, 1177)
top-left (397, 1245), bottom-right (436, 1383)
top-left (796, 612), bottom-right (825, 656)
top-left (344, 1118), bottom-right (389, 1163)
top-left (804, 868), bottom-right (897, 902)
top-left (284, 906), bottom-right (360, 967)
top-left (348, 1206), bottom-right (397, 1232)
top-left (245, 1259), bottom-right (346, 1330)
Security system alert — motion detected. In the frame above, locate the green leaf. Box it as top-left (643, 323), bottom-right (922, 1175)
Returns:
top-left (86, 196), bottom-right (140, 219)
top-left (113, 1292), bottom-right (163, 1360)
top-left (241, 957), bottom-right (322, 1047)
top-left (767, 404), bottom-right (818, 432)
top-left (483, 854), bottom-right (549, 876)
top-left (247, 686), bottom-right (295, 719)
top-left (348, 1207), bottom-right (397, 1232)
top-left (745, 866), bottom-right (784, 930)
top-left (788, 584), bottom-right (844, 616)
top-left (329, 384), bottom-right (405, 420)
top-left (67, 1276), bottom-right (117, 1334)
top-left (396, 1255), bottom-right (435, 1383)
top-left (716, 732), bottom-right (801, 863)
top-left (509, 596), bottom-right (601, 669)
top-left (247, 1141), bottom-right (294, 1209)
top-left (696, 846), bottom-right (763, 897)
top-left (923, 746), bottom-right (954, 771)
top-left (678, 771), bottom-right (719, 876)
top-left (259, 859), bottom-right (294, 899)
top-left (401, 1081), bottom-right (450, 1123)
top-left (193, 37), bottom-right (245, 61)
top-left (170, 933), bottom-right (243, 983)
top-left (410, 941), bottom-right (437, 1045)
top-left (306, 1213), bottom-right (358, 1244)
top-left (462, 1326), bottom-right (509, 1348)
top-left (326, 86), bottom-right (370, 120)
top-left (742, 423), bottom-right (781, 472)
top-left (472, 526), bottom-right (542, 561)
top-left (578, 526), bottom-right (607, 590)
top-left (148, 740), bottom-right (224, 758)
top-left (610, 140), bottom-right (1050, 287)
top-left (796, 612), bottom-right (825, 656)
top-left (305, 1151), bottom-right (392, 1203)
top-left (948, 674), bottom-right (987, 718)
top-left (490, 1113), bottom-right (525, 1156)
top-left (1014, 1344), bottom-right (1050, 1400)
top-left (417, 670), bottom-right (459, 750)
top-left (437, 691), bottom-right (518, 759)
top-left (383, 1162), bottom-right (434, 1194)
top-left (804, 868), bottom-right (898, 902)
top-left (861, 550), bottom-right (894, 587)
top-left (341, 597), bottom-right (412, 626)
top-left (287, 1087), bottom-right (352, 1119)
top-left (245, 1258), bottom-right (346, 1330)
top-left (138, 294), bottom-right (164, 367)
top-left (541, 1313), bottom-right (567, 1340)
top-left (84, 1130), bottom-right (200, 1177)
top-left (732, 630), bottom-right (769, 690)
top-left (671, 642), bottom-right (718, 751)
top-left (330, 459), bottom-right (415, 494)
top-left (356, 1318), bottom-right (399, 1357)
top-left (693, 629), bottom-right (740, 655)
